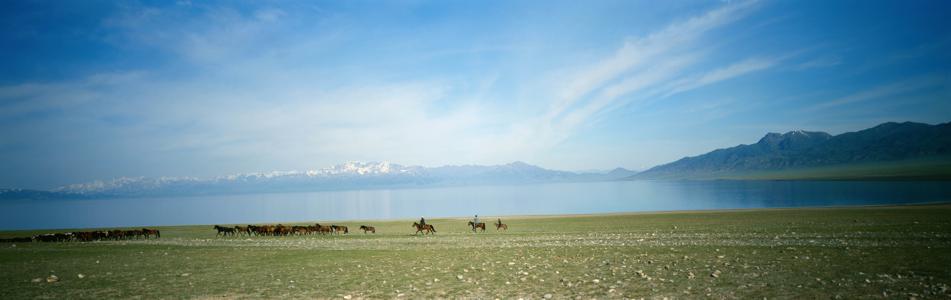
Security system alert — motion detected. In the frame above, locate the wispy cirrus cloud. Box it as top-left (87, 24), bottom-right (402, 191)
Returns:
top-left (6, 0), bottom-right (947, 188)
top-left (547, 0), bottom-right (760, 121)
top-left (794, 55), bottom-right (842, 70)
top-left (0, 0), bottom-right (784, 185)
top-left (659, 57), bottom-right (778, 99)
top-left (518, 0), bottom-right (772, 152)
top-left (808, 76), bottom-right (946, 111)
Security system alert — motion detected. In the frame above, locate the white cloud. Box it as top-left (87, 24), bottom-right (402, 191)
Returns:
top-left (547, 0), bottom-right (759, 122)
top-left (659, 57), bottom-right (777, 98)
top-left (522, 0), bottom-right (767, 153)
top-left (794, 55), bottom-right (842, 70)
top-left (808, 76), bottom-right (945, 111)
top-left (2, 0), bottom-right (785, 184)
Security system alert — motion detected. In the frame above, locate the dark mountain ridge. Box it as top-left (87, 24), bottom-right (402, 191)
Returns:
top-left (633, 121), bottom-right (951, 179)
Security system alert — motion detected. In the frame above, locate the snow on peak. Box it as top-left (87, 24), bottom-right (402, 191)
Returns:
top-left (319, 161), bottom-right (423, 175)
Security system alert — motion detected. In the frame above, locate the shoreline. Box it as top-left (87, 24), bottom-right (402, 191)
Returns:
top-left (3, 200), bottom-right (949, 233)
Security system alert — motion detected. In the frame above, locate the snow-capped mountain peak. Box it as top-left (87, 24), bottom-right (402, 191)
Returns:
top-left (40, 161), bottom-right (635, 198)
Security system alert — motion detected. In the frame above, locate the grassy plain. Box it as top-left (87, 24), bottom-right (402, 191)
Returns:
top-left (2, 204), bottom-right (950, 299)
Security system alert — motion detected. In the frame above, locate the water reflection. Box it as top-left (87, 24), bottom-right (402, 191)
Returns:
top-left (2, 180), bottom-right (949, 230)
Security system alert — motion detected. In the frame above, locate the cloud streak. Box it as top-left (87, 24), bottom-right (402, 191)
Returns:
top-left (0, 0), bottom-right (776, 187)
top-left (808, 76), bottom-right (945, 111)
top-left (5, 0), bottom-right (947, 188)
top-left (525, 0), bottom-right (768, 151)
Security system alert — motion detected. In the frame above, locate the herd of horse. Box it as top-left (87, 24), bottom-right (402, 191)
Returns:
top-left (0, 228), bottom-right (160, 243)
top-left (0, 219), bottom-right (510, 243)
top-left (213, 220), bottom-right (508, 236)
top-left (213, 223), bottom-right (359, 237)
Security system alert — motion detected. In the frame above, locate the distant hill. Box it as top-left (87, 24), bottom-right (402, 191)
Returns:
top-left (632, 121), bottom-right (951, 180)
top-left (0, 162), bottom-right (636, 200)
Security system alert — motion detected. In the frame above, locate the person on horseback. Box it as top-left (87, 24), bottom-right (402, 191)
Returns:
top-left (419, 217), bottom-right (426, 226)
top-left (471, 214), bottom-right (482, 232)
top-left (496, 218), bottom-right (502, 226)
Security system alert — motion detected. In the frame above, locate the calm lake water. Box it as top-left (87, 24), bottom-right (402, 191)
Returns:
top-left (2, 180), bottom-right (950, 230)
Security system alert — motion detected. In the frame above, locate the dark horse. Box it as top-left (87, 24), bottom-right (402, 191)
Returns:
top-left (214, 225), bottom-right (236, 237)
top-left (359, 225), bottom-right (376, 234)
top-left (142, 228), bottom-right (161, 239)
top-left (467, 221), bottom-right (486, 232)
top-left (412, 222), bottom-right (436, 235)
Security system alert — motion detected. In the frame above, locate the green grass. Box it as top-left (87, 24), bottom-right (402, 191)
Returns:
top-left (2, 205), bottom-right (951, 299)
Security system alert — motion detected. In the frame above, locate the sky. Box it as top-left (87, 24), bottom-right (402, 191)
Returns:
top-left (1, 0), bottom-right (950, 189)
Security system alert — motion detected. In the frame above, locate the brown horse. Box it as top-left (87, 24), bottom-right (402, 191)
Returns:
top-left (249, 225), bottom-right (266, 236)
top-left (234, 226), bottom-right (251, 236)
top-left (412, 222), bottom-right (436, 235)
top-left (142, 228), bottom-right (161, 239)
top-left (495, 223), bottom-right (508, 231)
top-left (124, 229), bottom-right (145, 239)
top-left (331, 225), bottom-right (349, 235)
top-left (467, 221), bottom-right (486, 232)
top-left (314, 223), bottom-right (333, 235)
top-left (359, 225), bottom-right (376, 234)
top-left (288, 226), bottom-right (305, 235)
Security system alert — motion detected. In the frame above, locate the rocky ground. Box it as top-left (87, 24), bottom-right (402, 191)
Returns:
top-left (1, 204), bottom-right (950, 299)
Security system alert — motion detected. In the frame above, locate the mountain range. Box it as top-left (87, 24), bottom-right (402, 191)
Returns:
top-left (632, 121), bottom-right (951, 180)
top-left (3, 121), bottom-right (949, 200)
top-left (0, 162), bottom-right (636, 200)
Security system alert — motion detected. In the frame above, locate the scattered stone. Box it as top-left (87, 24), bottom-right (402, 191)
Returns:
top-left (181, 273), bottom-right (191, 277)
top-left (457, 275), bottom-right (464, 280)
top-left (711, 270), bottom-right (721, 278)
top-left (46, 275), bottom-right (59, 283)
top-left (544, 294), bottom-right (553, 299)
top-left (592, 279), bottom-right (600, 284)
top-left (77, 274), bottom-right (85, 279)
top-left (343, 295), bottom-right (352, 300)
top-left (31, 278), bottom-right (42, 283)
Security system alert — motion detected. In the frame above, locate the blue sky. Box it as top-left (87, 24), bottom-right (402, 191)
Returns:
top-left (1, 0), bottom-right (949, 189)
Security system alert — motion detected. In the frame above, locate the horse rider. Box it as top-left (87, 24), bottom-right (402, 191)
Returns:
top-left (496, 218), bottom-right (502, 227)
top-left (471, 214), bottom-right (482, 231)
top-left (419, 216), bottom-right (426, 226)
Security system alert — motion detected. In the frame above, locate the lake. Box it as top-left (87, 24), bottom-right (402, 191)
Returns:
top-left (2, 180), bottom-right (950, 230)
